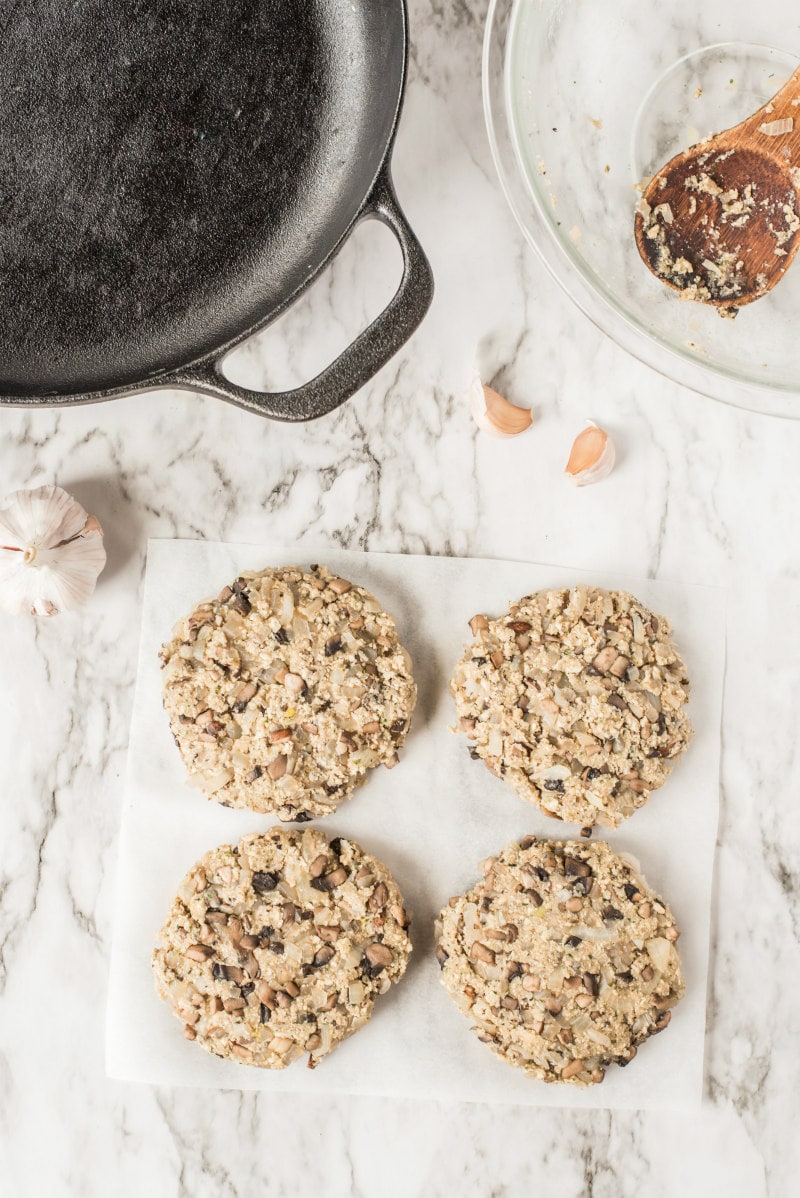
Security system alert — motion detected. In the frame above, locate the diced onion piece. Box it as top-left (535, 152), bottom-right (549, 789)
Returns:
top-left (646, 937), bottom-right (672, 972)
top-left (758, 117), bottom-right (793, 136)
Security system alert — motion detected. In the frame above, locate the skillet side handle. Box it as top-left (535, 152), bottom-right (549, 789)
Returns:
top-left (167, 169), bottom-right (434, 421)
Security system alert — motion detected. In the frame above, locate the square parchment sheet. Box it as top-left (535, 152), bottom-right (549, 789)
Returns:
top-left (107, 541), bottom-right (724, 1109)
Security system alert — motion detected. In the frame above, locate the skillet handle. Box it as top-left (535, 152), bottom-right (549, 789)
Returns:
top-left (165, 169), bottom-right (434, 421)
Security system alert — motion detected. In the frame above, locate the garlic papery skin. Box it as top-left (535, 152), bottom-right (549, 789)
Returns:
top-left (0, 485), bottom-right (106, 616)
top-left (565, 422), bottom-right (616, 486)
top-left (470, 380), bottom-right (533, 439)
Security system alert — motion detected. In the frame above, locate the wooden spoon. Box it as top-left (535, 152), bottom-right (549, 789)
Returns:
top-left (634, 65), bottom-right (800, 315)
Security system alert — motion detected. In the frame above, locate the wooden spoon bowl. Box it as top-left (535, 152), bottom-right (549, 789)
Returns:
top-left (634, 65), bottom-right (800, 314)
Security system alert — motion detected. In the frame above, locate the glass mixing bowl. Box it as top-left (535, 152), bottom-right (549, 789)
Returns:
top-left (484, 0), bottom-right (800, 417)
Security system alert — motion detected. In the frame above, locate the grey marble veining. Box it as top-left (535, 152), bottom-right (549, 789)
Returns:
top-left (1, 0), bottom-right (800, 1194)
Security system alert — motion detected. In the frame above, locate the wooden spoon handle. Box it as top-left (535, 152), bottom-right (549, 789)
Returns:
top-left (740, 63), bottom-right (800, 134)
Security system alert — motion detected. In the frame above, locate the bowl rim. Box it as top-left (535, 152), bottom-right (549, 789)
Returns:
top-left (482, 0), bottom-right (800, 420)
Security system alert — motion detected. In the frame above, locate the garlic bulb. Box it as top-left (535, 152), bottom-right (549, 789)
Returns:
top-left (565, 422), bottom-right (616, 486)
top-left (470, 380), bottom-right (533, 438)
top-left (0, 485), bottom-right (106, 616)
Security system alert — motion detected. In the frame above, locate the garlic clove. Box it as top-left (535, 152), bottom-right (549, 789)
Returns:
top-left (0, 484), bottom-right (106, 616)
top-left (565, 422), bottom-right (616, 486)
top-left (470, 380), bottom-right (533, 439)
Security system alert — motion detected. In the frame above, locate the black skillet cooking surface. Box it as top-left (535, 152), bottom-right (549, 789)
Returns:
top-left (0, 0), bottom-right (433, 419)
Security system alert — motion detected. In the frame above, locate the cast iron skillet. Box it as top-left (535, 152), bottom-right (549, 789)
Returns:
top-left (0, 0), bottom-right (433, 420)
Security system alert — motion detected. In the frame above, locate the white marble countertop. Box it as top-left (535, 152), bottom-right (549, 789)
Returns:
top-left (2, 2), bottom-right (799, 1194)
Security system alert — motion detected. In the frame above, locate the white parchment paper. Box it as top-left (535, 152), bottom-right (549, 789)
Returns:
top-left (106, 541), bottom-right (725, 1109)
